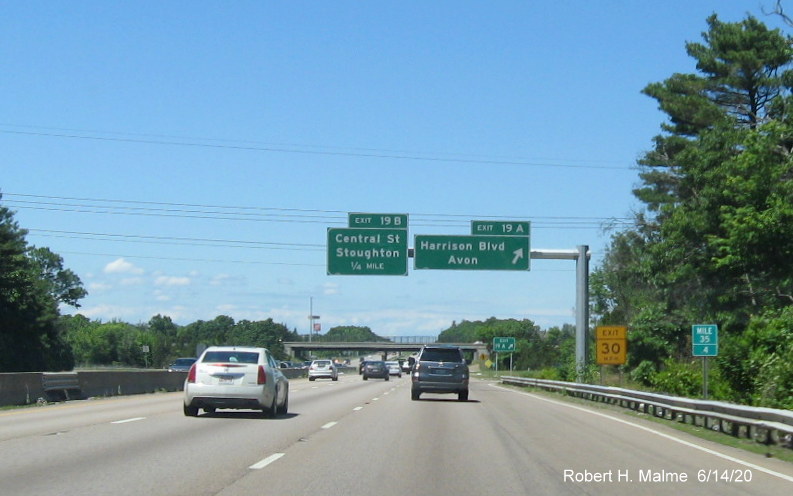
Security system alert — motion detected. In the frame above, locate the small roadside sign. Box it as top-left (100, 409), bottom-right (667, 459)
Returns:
top-left (596, 325), bottom-right (627, 365)
top-left (493, 337), bottom-right (516, 353)
top-left (692, 324), bottom-right (718, 357)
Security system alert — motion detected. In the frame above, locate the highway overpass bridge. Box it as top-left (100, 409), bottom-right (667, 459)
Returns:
top-left (283, 340), bottom-right (489, 360)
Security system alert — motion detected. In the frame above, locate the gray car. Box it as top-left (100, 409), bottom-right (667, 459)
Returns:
top-left (410, 345), bottom-right (469, 401)
top-left (308, 359), bottom-right (338, 381)
top-left (362, 360), bottom-right (389, 380)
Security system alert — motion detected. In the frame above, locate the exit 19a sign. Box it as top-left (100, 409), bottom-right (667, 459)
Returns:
top-left (471, 220), bottom-right (530, 236)
top-left (692, 324), bottom-right (718, 356)
top-left (493, 337), bottom-right (516, 352)
top-left (414, 235), bottom-right (529, 271)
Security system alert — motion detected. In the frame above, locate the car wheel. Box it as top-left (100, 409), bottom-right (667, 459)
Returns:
top-left (183, 404), bottom-right (199, 416)
top-left (332, 376), bottom-right (338, 381)
top-left (363, 375), bottom-right (368, 380)
top-left (458, 390), bottom-right (469, 402)
top-left (411, 390), bottom-right (420, 401)
top-left (309, 376), bottom-right (315, 381)
top-left (263, 392), bottom-right (278, 418)
top-left (277, 387), bottom-right (289, 415)
top-left (385, 375), bottom-right (390, 381)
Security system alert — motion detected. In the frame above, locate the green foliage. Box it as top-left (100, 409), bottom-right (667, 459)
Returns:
top-left (593, 13), bottom-right (793, 403)
top-left (629, 360), bottom-right (657, 386)
top-left (649, 358), bottom-right (701, 397)
top-left (0, 196), bottom-right (83, 371)
top-left (321, 325), bottom-right (386, 342)
top-left (59, 312), bottom-right (300, 368)
top-left (718, 307), bottom-right (793, 407)
top-left (438, 318), bottom-right (576, 374)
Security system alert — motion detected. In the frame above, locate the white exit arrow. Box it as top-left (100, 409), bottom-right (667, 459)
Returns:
top-left (511, 248), bottom-right (524, 264)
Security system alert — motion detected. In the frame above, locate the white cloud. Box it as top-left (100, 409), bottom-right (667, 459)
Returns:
top-left (88, 282), bottom-right (112, 291)
top-left (154, 290), bottom-right (171, 302)
top-left (210, 274), bottom-right (243, 286)
top-left (155, 276), bottom-right (191, 287)
top-left (322, 282), bottom-right (339, 295)
top-left (121, 277), bottom-right (145, 286)
top-left (77, 304), bottom-right (139, 321)
top-left (104, 258), bottom-right (144, 275)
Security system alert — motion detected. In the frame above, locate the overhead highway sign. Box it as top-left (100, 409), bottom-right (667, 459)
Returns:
top-left (414, 234), bottom-right (530, 270)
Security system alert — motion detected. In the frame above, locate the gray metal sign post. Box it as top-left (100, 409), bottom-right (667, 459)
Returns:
top-left (530, 246), bottom-right (590, 381)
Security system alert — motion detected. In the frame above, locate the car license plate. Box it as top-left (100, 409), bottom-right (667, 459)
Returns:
top-left (218, 376), bottom-right (234, 384)
top-left (431, 368), bottom-right (451, 375)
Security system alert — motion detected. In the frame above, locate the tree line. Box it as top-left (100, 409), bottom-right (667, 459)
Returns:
top-left (438, 318), bottom-right (577, 378)
top-left (592, 13), bottom-right (793, 409)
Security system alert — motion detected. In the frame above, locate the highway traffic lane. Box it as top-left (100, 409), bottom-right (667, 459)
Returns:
top-left (216, 379), bottom-right (793, 496)
top-left (0, 391), bottom-right (182, 442)
top-left (0, 374), bottom-right (403, 496)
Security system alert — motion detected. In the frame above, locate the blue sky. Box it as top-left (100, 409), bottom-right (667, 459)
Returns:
top-left (1, 2), bottom-right (786, 337)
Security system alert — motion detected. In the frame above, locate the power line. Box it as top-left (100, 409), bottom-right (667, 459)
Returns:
top-left (3, 193), bottom-right (634, 228)
top-left (0, 125), bottom-right (633, 171)
top-left (27, 229), bottom-right (325, 251)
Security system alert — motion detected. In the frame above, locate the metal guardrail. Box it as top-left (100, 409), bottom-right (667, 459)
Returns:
top-left (500, 376), bottom-right (793, 450)
top-left (41, 372), bottom-right (82, 401)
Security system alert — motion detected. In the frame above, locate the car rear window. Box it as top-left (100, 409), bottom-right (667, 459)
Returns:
top-left (420, 348), bottom-right (463, 362)
top-left (202, 351), bottom-right (260, 364)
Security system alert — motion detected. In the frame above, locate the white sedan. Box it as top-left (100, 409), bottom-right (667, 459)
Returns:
top-left (385, 361), bottom-right (402, 377)
top-left (183, 346), bottom-right (289, 418)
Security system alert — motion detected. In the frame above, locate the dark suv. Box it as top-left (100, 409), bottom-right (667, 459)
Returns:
top-left (411, 345), bottom-right (469, 401)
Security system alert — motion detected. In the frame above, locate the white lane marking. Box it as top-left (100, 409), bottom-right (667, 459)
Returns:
top-left (372, 397), bottom-right (379, 401)
top-left (492, 383), bottom-right (793, 483)
top-left (111, 417), bottom-right (145, 424)
top-left (353, 406), bottom-right (363, 411)
top-left (249, 453), bottom-right (285, 470)
top-left (321, 422), bottom-right (337, 430)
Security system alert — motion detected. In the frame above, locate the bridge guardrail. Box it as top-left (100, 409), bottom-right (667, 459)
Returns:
top-left (500, 376), bottom-right (793, 450)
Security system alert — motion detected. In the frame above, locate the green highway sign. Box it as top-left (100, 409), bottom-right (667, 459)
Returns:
top-left (414, 235), bottom-right (530, 270)
top-left (348, 212), bottom-right (408, 229)
top-left (493, 337), bottom-right (516, 353)
top-left (692, 324), bottom-right (719, 356)
top-left (471, 220), bottom-right (530, 236)
top-left (327, 228), bottom-right (408, 275)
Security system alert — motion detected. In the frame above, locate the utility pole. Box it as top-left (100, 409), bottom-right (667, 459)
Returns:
top-left (308, 297), bottom-right (320, 343)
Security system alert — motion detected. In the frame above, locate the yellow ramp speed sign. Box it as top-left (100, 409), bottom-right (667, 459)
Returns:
top-left (596, 326), bottom-right (627, 365)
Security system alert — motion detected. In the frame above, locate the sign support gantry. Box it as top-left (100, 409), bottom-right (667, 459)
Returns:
top-left (531, 247), bottom-right (590, 382)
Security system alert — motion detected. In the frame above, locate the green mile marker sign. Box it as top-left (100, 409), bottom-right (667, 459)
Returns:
top-left (692, 324), bottom-right (718, 357)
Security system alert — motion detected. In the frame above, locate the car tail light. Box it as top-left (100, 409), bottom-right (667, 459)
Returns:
top-left (258, 365), bottom-right (267, 384)
top-left (187, 364), bottom-right (197, 383)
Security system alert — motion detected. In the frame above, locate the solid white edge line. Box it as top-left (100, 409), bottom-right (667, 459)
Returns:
top-left (491, 383), bottom-right (793, 483)
top-left (249, 453), bottom-right (285, 470)
top-left (111, 417), bottom-right (145, 424)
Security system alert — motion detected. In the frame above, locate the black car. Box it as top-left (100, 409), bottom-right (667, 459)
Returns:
top-left (362, 360), bottom-right (389, 381)
top-left (167, 357), bottom-right (197, 372)
top-left (410, 345), bottom-right (469, 401)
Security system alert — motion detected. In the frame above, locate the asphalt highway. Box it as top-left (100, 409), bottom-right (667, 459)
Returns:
top-left (1, 374), bottom-right (792, 495)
